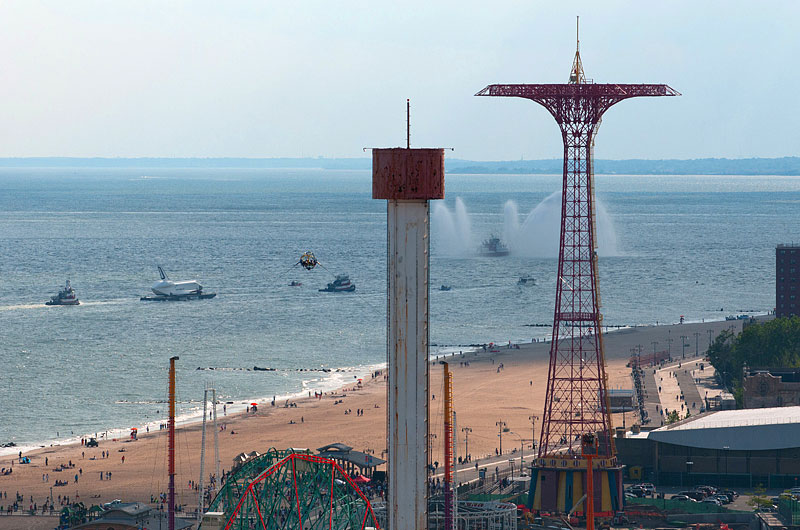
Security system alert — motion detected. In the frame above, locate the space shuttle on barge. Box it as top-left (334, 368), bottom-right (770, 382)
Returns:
top-left (140, 266), bottom-right (217, 301)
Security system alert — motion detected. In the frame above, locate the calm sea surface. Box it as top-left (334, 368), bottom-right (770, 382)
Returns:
top-left (0, 168), bottom-right (797, 450)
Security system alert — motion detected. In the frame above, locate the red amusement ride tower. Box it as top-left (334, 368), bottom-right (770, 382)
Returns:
top-left (477, 21), bottom-right (678, 516)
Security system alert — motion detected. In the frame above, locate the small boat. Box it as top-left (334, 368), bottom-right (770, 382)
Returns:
top-left (440, 285), bottom-right (452, 291)
top-left (478, 235), bottom-right (509, 257)
top-left (289, 281), bottom-right (303, 287)
top-left (518, 276), bottom-right (536, 286)
top-left (319, 274), bottom-right (356, 293)
top-left (46, 280), bottom-right (80, 306)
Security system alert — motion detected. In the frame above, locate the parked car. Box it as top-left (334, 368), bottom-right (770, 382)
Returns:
top-left (683, 490), bottom-right (706, 501)
top-left (713, 494), bottom-right (732, 504)
top-left (721, 489), bottom-right (739, 499)
top-left (639, 483), bottom-right (656, 495)
top-left (671, 495), bottom-right (695, 502)
top-left (696, 485), bottom-right (717, 496)
top-left (702, 498), bottom-right (721, 506)
top-left (625, 486), bottom-right (646, 498)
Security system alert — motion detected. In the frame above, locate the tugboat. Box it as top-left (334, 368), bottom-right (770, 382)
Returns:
top-left (517, 276), bottom-right (536, 286)
top-left (46, 280), bottom-right (80, 305)
top-left (289, 281), bottom-right (303, 287)
top-left (478, 235), bottom-right (510, 257)
top-left (319, 274), bottom-right (356, 293)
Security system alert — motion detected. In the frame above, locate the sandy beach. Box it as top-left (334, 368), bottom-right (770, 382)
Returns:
top-left (0, 318), bottom-right (747, 529)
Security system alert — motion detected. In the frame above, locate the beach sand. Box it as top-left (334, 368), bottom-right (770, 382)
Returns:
top-left (0, 318), bottom-right (745, 529)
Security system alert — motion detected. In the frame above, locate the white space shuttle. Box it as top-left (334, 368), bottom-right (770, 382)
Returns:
top-left (151, 266), bottom-right (204, 296)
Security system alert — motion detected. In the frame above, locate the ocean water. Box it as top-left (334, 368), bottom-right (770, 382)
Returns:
top-left (0, 168), bottom-right (797, 451)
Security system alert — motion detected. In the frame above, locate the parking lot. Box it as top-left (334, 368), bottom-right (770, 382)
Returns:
top-left (624, 481), bottom-right (795, 513)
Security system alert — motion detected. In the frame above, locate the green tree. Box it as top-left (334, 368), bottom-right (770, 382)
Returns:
top-left (748, 484), bottom-right (772, 510)
top-left (707, 317), bottom-right (800, 406)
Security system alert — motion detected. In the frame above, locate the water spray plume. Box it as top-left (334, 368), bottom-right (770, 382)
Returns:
top-left (433, 193), bottom-right (618, 257)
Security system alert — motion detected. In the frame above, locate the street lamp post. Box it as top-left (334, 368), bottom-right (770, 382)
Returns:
top-left (496, 421), bottom-right (506, 455)
top-left (694, 332), bottom-right (700, 357)
top-left (723, 446), bottom-right (730, 486)
top-left (707, 329), bottom-right (714, 347)
top-left (666, 337), bottom-right (674, 360)
top-left (652, 341), bottom-right (659, 366)
top-left (686, 461), bottom-right (694, 488)
top-left (461, 427), bottom-right (472, 461)
top-left (509, 431), bottom-right (525, 469)
top-left (528, 415), bottom-right (539, 452)
top-left (680, 335), bottom-right (688, 359)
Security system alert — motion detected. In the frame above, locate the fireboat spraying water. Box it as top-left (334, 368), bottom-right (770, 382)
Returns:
top-left (478, 235), bottom-right (510, 257)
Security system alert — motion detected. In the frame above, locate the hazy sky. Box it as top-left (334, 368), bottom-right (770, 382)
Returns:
top-left (0, 1), bottom-right (797, 160)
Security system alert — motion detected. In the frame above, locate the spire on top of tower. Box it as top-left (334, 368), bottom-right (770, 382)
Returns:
top-left (569, 16), bottom-right (586, 84)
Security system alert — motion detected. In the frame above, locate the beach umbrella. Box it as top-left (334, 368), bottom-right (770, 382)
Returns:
top-left (251, 403), bottom-right (258, 406)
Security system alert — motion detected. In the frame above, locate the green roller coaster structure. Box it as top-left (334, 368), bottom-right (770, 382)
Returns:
top-left (200, 449), bottom-right (379, 530)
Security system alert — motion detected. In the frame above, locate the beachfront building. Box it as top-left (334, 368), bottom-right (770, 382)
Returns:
top-left (777, 244), bottom-right (800, 318)
top-left (743, 369), bottom-right (800, 408)
top-left (69, 502), bottom-right (194, 530)
top-left (616, 406), bottom-right (800, 488)
top-left (608, 389), bottom-right (636, 412)
top-left (316, 443), bottom-right (386, 478)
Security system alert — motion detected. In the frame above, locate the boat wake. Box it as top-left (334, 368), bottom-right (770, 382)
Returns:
top-left (0, 303), bottom-right (47, 312)
top-left (0, 299), bottom-right (128, 312)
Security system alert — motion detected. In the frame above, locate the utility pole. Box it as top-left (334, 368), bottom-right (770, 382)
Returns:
top-left (528, 415), bottom-right (539, 450)
top-left (461, 427), bottom-right (472, 460)
top-left (680, 335), bottom-right (688, 359)
top-left (212, 388), bottom-right (220, 484)
top-left (694, 332), bottom-right (700, 357)
top-left (651, 341), bottom-right (659, 366)
top-left (707, 329), bottom-right (714, 347)
top-left (496, 421), bottom-right (506, 455)
top-left (198, 386), bottom-right (209, 523)
top-left (667, 337), bottom-right (674, 360)
top-left (168, 356), bottom-right (179, 530)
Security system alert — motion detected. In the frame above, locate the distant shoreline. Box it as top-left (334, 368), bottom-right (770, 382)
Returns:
top-left (0, 156), bottom-right (799, 175)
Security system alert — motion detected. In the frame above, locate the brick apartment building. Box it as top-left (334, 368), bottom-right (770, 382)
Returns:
top-left (777, 244), bottom-right (800, 318)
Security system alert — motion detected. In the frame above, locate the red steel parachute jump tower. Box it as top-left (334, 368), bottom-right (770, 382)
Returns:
top-left (477, 22), bottom-right (678, 517)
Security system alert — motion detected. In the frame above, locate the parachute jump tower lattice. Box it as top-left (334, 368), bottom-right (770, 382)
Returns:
top-left (476, 21), bottom-right (678, 516)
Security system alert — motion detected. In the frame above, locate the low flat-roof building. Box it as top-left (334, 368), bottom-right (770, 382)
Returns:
top-left (608, 389), bottom-right (635, 412)
top-left (70, 502), bottom-right (194, 530)
top-left (744, 369), bottom-right (800, 408)
top-left (616, 406), bottom-right (800, 488)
